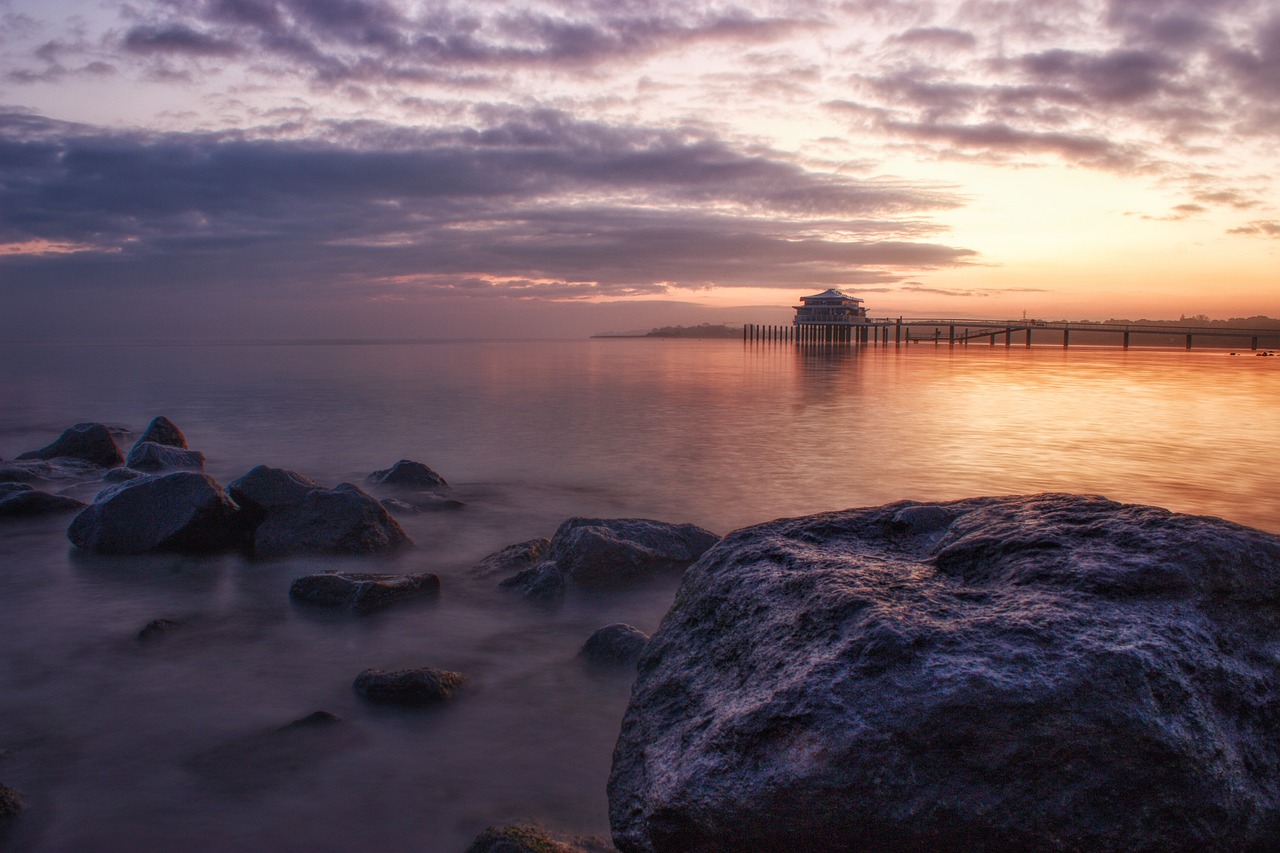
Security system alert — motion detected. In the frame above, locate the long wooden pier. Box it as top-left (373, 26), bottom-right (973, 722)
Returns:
top-left (744, 319), bottom-right (1280, 350)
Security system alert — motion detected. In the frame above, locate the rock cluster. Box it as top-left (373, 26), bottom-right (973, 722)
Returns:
top-left (608, 493), bottom-right (1280, 853)
top-left (498, 518), bottom-right (719, 600)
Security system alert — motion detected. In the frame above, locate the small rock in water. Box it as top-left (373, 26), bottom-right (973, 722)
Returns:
top-left (580, 624), bottom-right (649, 667)
top-left (0, 783), bottom-right (23, 822)
top-left (367, 459), bottom-right (448, 489)
top-left (289, 571), bottom-right (440, 613)
top-left (137, 618), bottom-right (182, 641)
top-left (0, 488), bottom-right (85, 518)
top-left (465, 823), bottom-right (613, 853)
top-left (278, 710), bottom-right (342, 730)
top-left (137, 416), bottom-right (188, 448)
top-left (125, 441), bottom-right (205, 473)
top-left (16, 422), bottom-right (123, 468)
top-left (473, 538), bottom-right (550, 578)
top-left (353, 667), bottom-right (466, 705)
top-left (380, 493), bottom-right (464, 513)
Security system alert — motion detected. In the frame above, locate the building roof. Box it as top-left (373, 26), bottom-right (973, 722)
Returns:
top-left (801, 289), bottom-right (863, 303)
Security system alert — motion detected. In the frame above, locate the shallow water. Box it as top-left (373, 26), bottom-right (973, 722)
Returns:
top-left (1, 339), bottom-right (1277, 851)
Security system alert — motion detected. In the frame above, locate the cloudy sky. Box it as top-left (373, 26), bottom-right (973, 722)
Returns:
top-left (2, 0), bottom-right (1277, 339)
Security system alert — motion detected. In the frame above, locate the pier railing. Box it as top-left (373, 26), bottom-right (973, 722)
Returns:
top-left (743, 319), bottom-right (1280, 350)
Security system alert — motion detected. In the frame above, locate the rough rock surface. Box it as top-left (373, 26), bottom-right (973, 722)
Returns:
top-left (67, 472), bottom-right (240, 554)
top-left (580, 624), bottom-right (649, 667)
top-left (0, 782), bottom-right (22, 821)
top-left (289, 571), bottom-right (440, 613)
top-left (367, 459), bottom-right (448, 489)
top-left (16, 423), bottom-right (123, 468)
top-left (500, 519), bottom-right (719, 599)
top-left (380, 493), bottom-right (464, 513)
top-left (474, 538), bottom-right (551, 578)
top-left (125, 441), bottom-right (206, 473)
top-left (137, 416), bottom-right (188, 448)
top-left (609, 494), bottom-right (1280, 853)
top-left (228, 465), bottom-right (411, 559)
top-left (0, 488), bottom-right (86, 517)
top-left (353, 667), bottom-right (467, 705)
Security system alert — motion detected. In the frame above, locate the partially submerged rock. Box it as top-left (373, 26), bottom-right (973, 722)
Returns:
top-left (499, 518), bottom-right (718, 599)
top-left (353, 667), bottom-right (466, 705)
top-left (124, 441), bottom-right (205, 473)
top-left (465, 823), bottom-right (615, 853)
top-left (16, 422), bottom-right (123, 468)
top-left (67, 472), bottom-right (240, 554)
top-left (580, 624), bottom-right (648, 667)
top-left (0, 457), bottom-right (108, 484)
top-left (474, 538), bottom-right (551, 578)
top-left (0, 782), bottom-right (22, 822)
top-left (380, 493), bottom-right (464, 513)
top-left (184, 710), bottom-right (360, 794)
top-left (290, 571), bottom-right (440, 613)
top-left (228, 465), bottom-right (411, 559)
top-left (368, 459), bottom-right (448, 489)
top-left (137, 415), bottom-right (188, 448)
top-left (0, 488), bottom-right (86, 517)
top-left (609, 494), bottom-right (1280, 853)
top-left (137, 618), bottom-right (183, 641)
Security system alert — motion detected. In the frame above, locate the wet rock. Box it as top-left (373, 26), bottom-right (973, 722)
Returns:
top-left (101, 467), bottom-right (145, 483)
top-left (367, 459), bottom-right (448, 489)
top-left (500, 518), bottom-right (719, 599)
top-left (124, 441), bottom-right (205, 473)
top-left (228, 466), bottom-right (411, 559)
top-left (0, 457), bottom-right (107, 484)
top-left (67, 472), bottom-right (240, 554)
top-left (580, 624), bottom-right (649, 667)
top-left (137, 415), bottom-right (188, 448)
top-left (137, 618), bottom-right (183, 641)
top-left (608, 494), bottom-right (1280, 853)
top-left (16, 422), bottom-right (123, 468)
top-left (0, 783), bottom-right (22, 822)
top-left (474, 538), bottom-right (551, 578)
top-left (0, 488), bottom-right (86, 517)
top-left (465, 823), bottom-right (615, 853)
top-left (0, 483), bottom-right (31, 494)
top-left (289, 571), bottom-right (440, 613)
top-left (353, 667), bottom-right (466, 705)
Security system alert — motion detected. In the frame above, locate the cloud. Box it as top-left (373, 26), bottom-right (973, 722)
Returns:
top-left (879, 118), bottom-right (1136, 168)
top-left (1228, 220), bottom-right (1280, 238)
top-left (0, 109), bottom-right (973, 319)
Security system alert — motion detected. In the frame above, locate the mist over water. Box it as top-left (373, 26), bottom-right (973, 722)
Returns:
top-left (1, 339), bottom-right (1277, 851)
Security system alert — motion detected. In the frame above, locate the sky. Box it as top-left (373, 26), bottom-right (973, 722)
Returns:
top-left (1, 0), bottom-right (1278, 339)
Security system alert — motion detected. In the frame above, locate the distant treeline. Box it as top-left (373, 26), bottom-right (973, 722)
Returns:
top-left (1095, 316), bottom-right (1280, 329)
top-left (644, 323), bottom-right (743, 339)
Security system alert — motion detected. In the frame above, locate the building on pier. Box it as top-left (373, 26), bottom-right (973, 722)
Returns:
top-left (793, 289), bottom-right (867, 326)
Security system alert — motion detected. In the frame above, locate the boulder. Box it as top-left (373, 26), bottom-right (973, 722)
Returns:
top-left (0, 488), bottom-right (86, 517)
top-left (500, 518), bottom-right (719, 599)
top-left (353, 667), bottom-right (466, 705)
top-left (609, 494), bottom-right (1280, 853)
top-left (228, 466), bottom-right (411, 559)
top-left (465, 823), bottom-right (615, 853)
top-left (125, 441), bottom-right (206, 473)
top-left (137, 415), bottom-right (188, 448)
top-left (67, 472), bottom-right (240, 554)
top-left (289, 571), bottom-right (440, 613)
top-left (580, 624), bottom-right (649, 667)
top-left (474, 538), bottom-right (551, 578)
top-left (368, 459), bottom-right (448, 489)
top-left (16, 422), bottom-right (123, 468)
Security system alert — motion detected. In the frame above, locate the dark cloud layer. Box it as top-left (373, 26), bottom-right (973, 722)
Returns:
top-left (0, 109), bottom-right (971, 324)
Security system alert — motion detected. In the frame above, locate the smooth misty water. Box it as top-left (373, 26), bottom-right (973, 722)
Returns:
top-left (1, 339), bottom-right (1277, 851)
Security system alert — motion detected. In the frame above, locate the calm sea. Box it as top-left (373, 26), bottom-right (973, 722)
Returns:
top-left (1, 339), bottom-right (1277, 851)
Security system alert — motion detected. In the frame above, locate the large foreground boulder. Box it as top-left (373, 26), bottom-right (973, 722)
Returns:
top-left (609, 494), bottom-right (1280, 853)
top-left (229, 466), bottom-right (411, 559)
top-left (67, 472), bottom-right (240, 554)
top-left (16, 422), bottom-right (123, 468)
top-left (500, 518), bottom-right (719, 599)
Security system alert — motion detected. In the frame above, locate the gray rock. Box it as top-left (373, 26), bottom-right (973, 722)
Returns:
top-left (474, 538), bottom-right (551, 578)
top-left (367, 459), bottom-right (448, 489)
top-left (580, 624), bottom-right (649, 667)
top-left (289, 571), bottom-right (440, 613)
top-left (353, 667), bottom-right (466, 705)
top-left (16, 422), bottom-right (123, 468)
top-left (0, 488), bottom-right (86, 517)
top-left (137, 415), bottom-right (188, 448)
top-left (228, 466), bottom-right (411, 559)
top-left (500, 518), bottom-right (719, 599)
top-left (608, 494), bottom-right (1280, 853)
top-left (125, 441), bottom-right (206, 473)
top-left (67, 472), bottom-right (240, 554)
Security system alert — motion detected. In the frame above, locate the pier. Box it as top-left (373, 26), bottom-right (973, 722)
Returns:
top-left (744, 318), bottom-right (1280, 351)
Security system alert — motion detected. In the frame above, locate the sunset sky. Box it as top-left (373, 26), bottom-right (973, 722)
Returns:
top-left (2, 0), bottom-right (1277, 339)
